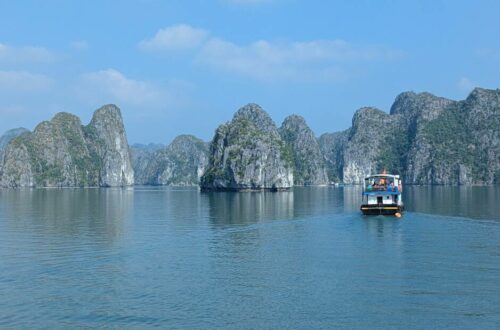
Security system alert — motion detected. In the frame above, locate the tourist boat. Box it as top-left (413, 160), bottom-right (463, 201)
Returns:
top-left (360, 173), bottom-right (404, 216)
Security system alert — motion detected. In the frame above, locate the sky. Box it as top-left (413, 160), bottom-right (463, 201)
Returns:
top-left (1, 0), bottom-right (499, 144)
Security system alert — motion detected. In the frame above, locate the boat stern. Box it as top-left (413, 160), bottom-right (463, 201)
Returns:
top-left (360, 204), bottom-right (403, 215)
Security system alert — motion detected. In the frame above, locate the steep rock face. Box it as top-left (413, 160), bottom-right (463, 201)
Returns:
top-left (407, 88), bottom-right (499, 184)
top-left (201, 103), bottom-right (293, 190)
top-left (1, 113), bottom-right (100, 187)
top-left (342, 107), bottom-right (398, 184)
top-left (463, 88), bottom-right (499, 184)
top-left (279, 115), bottom-right (328, 185)
top-left (88, 105), bottom-right (134, 186)
top-left (390, 92), bottom-right (455, 184)
top-left (323, 88), bottom-right (499, 185)
top-left (0, 105), bottom-right (134, 187)
top-left (318, 129), bottom-right (350, 183)
top-left (133, 135), bottom-right (209, 186)
top-left (390, 91), bottom-right (454, 121)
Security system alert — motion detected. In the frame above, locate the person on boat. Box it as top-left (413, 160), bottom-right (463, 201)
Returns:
top-left (379, 178), bottom-right (386, 190)
top-left (388, 181), bottom-right (395, 191)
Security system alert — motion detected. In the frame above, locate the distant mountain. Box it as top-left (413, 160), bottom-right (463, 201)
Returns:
top-left (131, 143), bottom-right (164, 153)
top-left (131, 135), bottom-right (208, 186)
top-left (0, 105), bottom-right (134, 187)
top-left (320, 88), bottom-right (500, 185)
top-left (0, 127), bottom-right (30, 151)
top-left (0, 128), bottom-right (30, 172)
top-left (130, 143), bottom-right (165, 184)
top-left (201, 103), bottom-right (293, 190)
top-left (279, 115), bottom-right (328, 185)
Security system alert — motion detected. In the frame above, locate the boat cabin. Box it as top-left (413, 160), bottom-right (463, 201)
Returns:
top-left (360, 174), bottom-right (404, 215)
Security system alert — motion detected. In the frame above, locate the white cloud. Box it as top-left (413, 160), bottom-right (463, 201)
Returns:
top-left (0, 43), bottom-right (54, 63)
top-left (140, 24), bottom-right (403, 82)
top-left (139, 24), bottom-right (209, 52)
top-left (197, 38), bottom-right (401, 81)
top-left (70, 40), bottom-right (89, 51)
top-left (458, 77), bottom-right (475, 92)
top-left (79, 69), bottom-right (166, 106)
top-left (0, 71), bottom-right (54, 92)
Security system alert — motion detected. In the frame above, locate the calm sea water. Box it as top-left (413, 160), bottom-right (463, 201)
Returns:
top-left (0, 186), bottom-right (499, 329)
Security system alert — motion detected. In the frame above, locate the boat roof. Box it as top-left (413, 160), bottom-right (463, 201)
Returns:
top-left (364, 174), bottom-right (400, 180)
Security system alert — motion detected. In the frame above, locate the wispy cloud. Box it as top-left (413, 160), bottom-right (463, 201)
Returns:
top-left (0, 43), bottom-right (54, 64)
top-left (79, 69), bottom-right (166, 106)
top-left (78, 68), bottom-right (193, 112)
top-left (138, 24), bottom-right (209, 52)
top-left (0, 71), bottom-right (54, 92)
top-left (140, 24), bottom-right (403, 82)
top-left (198, 38), bottom-right (401, 81)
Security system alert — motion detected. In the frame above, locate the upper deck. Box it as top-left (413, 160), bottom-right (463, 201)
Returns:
top-left (363, 173), bottom-right (402, 195)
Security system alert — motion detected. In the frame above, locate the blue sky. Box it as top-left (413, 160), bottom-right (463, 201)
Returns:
top-left (1, 0), bottom-right (499, 144)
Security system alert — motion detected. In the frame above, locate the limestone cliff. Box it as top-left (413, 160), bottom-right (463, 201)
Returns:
top-left (88, 105), bottom-right (134, 186)
top-left (201, 103), bottom-right (293, 190)
top-left (405, 88), bottom-right (499, 184)
top-left (318, 129), bottom-right (350, 183)
top-left (279, 115), bottom-right (328, 185)
top-left (341, 107), bottom-right (398, 184)
top-left (321, 88), bottom-right (499, 185)
top-left (0, 105), bottom-right (134, 187)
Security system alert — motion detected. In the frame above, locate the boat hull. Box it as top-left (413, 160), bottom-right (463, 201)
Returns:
top-left (360, 204), bottom-right (404, 215)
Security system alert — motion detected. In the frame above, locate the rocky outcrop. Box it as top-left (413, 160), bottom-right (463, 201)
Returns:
top-left (388, 91), bottom-right (454, 184)
top-left (318, 129), bottom-right (350, 183)
top-left (462, 88), bottom-right (499, 184)
top-left (322, 88), bottom-right (499, 185)
top-left (279, 115), bottom-right (328, 185)
top-left (88, 105), bottom-right (134, 186)
top-left (201, 103), bottom-right (293, 190)
top-left (0, 104), bottom-right (134, 187)
top-left (132, 135), bottom-right (208, 186)
top-left (341, 107), bottom-right (398, 184)
top-left (404, 88), bottom-right (499, 184)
